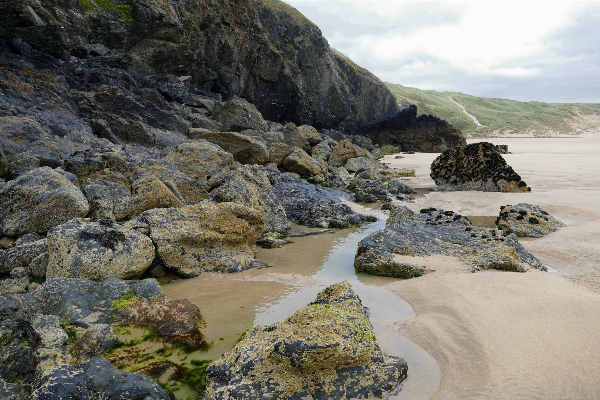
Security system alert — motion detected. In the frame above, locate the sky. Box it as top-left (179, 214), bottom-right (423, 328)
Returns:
top-left (284, 0), bottom-right (600, 103)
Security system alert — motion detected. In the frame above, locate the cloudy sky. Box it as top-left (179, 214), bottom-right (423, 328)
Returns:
top-left (285, 0), bottom-right (600, 103)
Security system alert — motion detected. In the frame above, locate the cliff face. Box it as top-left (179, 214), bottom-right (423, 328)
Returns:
top-left (358, 105), bottom-right (467, 152)
top-left (0, 0), bottom-right (397, 130)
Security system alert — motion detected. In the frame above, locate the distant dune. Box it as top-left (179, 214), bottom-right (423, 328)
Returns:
top-left (385, 83), bottom-right (600, 136)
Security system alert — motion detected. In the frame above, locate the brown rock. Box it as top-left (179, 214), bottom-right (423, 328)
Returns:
top-left (191, 130), bottom-right (269, 165)
top-left (114, 174), bottom-right (182, 221)
top-left (282, 147), bottom-right (323, 177)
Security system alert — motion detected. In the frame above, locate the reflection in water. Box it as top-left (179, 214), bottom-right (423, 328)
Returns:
top-left (255, 212), bottom-right (441, 400)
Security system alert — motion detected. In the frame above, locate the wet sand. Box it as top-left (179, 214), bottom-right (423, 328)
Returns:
top-left (380, 134), bottom-right (600, 399)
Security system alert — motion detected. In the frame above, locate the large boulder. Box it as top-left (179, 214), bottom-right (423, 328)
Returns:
top-left (210, 165), bottom-right (291, 234)
top-left (138, 203), bottom-right (264, 277)
top-left (206, 281), bottom-right (407, 399)
top-left (297, 125), bottom-right (322, 145)
top-left (431, 142), bottom-right (530, 192)
top-left (242, 129), bottom-right (292, 166)
top-left (282, 147), bottom-right (323, 177)
top-left (358, 104), bottom-right (467, 152)
top-left (30, 358), bottom-right (171, 400)
top-left (0, 239), bottom-right (48, 277)
top-left (192, 130), bottom-right (270, 165)
top-left (212, 97), bottom-right (269, 132)
top-left (0, 167), bottom-right (89, 236)
top-left (355, 208), bottom-right (542, 277)
top-left (144, 162), bottom-right (210, 205)
top-left (282, 123), bottom-right (311, 152)
top-left (273, 178), bottom-right (375, 228)
top-left (351, 179), bottom-right (392, 203)
top-left (344, 157), bottom-right (383, 173)
top-left (161, 140), bottom-right (234, 190)
top-left (384, 204), bottom-right (415, 227)
top-left (46, 219), bottom-right (155, 281)
top-left (113, 174), bottom-right (182, 221)
top-left (328, 139), bottom-right (373, 167)
top-left (496, 203), bottom-right (565, 237)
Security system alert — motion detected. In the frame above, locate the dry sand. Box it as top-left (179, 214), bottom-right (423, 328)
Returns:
top-left (379, 134), bottom-right (600, 399)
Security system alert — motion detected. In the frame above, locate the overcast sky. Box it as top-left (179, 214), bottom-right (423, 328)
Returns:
top-left (284, 0), bottom-right (600, 103)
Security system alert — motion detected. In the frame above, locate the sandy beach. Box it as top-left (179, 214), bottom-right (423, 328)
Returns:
top-left (380, 134), bottom-right (600, 399)
top-left (163, 134), bottom-right (600, 399)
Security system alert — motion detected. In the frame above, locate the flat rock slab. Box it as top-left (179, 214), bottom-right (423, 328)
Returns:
top-left (355, 208), bottom-right (542, 277)
top-left (206, 281), bottom-right (407, 399)
top-left (496, 203), bottom-right (565, 237)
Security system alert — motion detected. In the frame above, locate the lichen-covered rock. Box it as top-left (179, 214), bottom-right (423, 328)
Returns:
top-left (193, 130), bottom-right (270, 165)
top-left (145, 162), bottom-right (210, 206)
top-left (282, 123), bottom-right (311, 153)
top-left (113, 174), bottom-right (182, 221)
top-left (496, 203), bottom-right (565, 237)
top-left (273, 179), bottom-right (374, 228)
top-left (139, 203), bottom-right (264, 277)
top-left (355, 208), bottom-right (543, 277)
top-left (384, 204), bottom-right (415, 227)
top-left (29, 357), bottom-right (171, 400)
top-left (430, 142), bottom-right (530, 192)
top-left (344, 157), bottom-right (383, 173)
top-left (356, 168), bottom-right (416, 182)
top-left (210, 165), bottom-right (290, 234)
top-left (0, 239), bottom-right (47, 275)
top-left (387, 179), bottom-right (417, 195)
top-left (206, 281), bottom-right (407, 399)
top-left (212, 97), bottom-right (269, 132)
top-left (0, 167), bottom-right (89, 236)
top-left (70, 324), bottom-right (118, 362)
top-left (161, 140), bottom-right (234, 190)
top-left (282, 147), bottom-right (323, 177)
top-left (0, 318), bottom-right (41, 384)
top-left (297, 125), bottom-right (322, 146)
top-left (46, 219), bottom-right (155, 281)
top-left (328, 139), bottom-right (373, 168)
top-left (351, 179), bottom-right (393, 203)
top-left (0, 378), bottom-right (28, 400)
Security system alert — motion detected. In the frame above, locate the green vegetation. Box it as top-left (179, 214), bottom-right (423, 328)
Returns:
top-left (111, 290), bottom-right (138, 310)
top-left (257, 0), bottom-right (314, 26)
top-left (379, 145), bottom-right (401, 156)
top-left (80, 0), bottom-right (133, 23)
top-left (385, 82), bottom-right (600, 135)
top-left (331, 48), bottom-right (362, 73)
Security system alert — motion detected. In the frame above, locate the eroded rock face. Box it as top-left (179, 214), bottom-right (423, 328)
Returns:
top-left (0, 167), bottom-right (89, 236)
top-left (355, 208), bottom-right (542, 277)
top-left (210, 165), bottom-right (290, 234)
top-left (358, 105), bottom-right (467, 152)
top-left (430, 142), bottom-right (530, 192)
top-left (497, 203), bottom-right (564, 237)
top-left (30, 357), bottom-right (170, 400)
top-left (206, 281), bottom-right (407, 399)
top-left (138, 203), bottom-right (264, 277)
top-left (46, 219), bottom-right (155, 281)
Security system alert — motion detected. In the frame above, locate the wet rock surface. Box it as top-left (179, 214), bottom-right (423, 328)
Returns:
top-left (497, 203), bottom-right (565, 237)
top-left (206, 281), bottom-right (407, 399)
top-left (431, 142), bottom-right (530, 192)
top-left (355, 208), bottom-right (542, 277)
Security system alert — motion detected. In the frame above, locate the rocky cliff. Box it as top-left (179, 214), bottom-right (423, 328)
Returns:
top-left (0, 0), bottom-right (397, 130)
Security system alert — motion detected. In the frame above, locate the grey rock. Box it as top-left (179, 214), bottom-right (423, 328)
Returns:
top-left (14, 233), bottom-right (44, 247)
top-left (431, 142), bottom-right (530, 192)
top-left (496, 203), bottom-right (565, 237)
top-left (0, 378), bottom-right (29, 400)
top-left (211, 165), bottom-right (291, 234)
top-left (282, 123), bottom-right (311, 152)
top-left (0, 318), bottom-right (41, 384)
top-left (6, 153), bottom-right (40, 178)
top-left (0, 278), bottom-right (30, 296)
top-left (0, 167), bottom-right (89, 236)
top-left (206, 281), bottom-right (407, 399)
top-left (30, 357), bottom-right (171, 400)
top-left (388, 179), bottom-right (416, 195)
top-left (355, 208), bottom-right (543, 278)
top-left (384, 204), bottom-right (415, 227)
top-left (192, 130), bottom-right (270, 165)
top-left (0, 239), bottom-right (48, 275)
top-left (32, 314), bottom-right (67, 348)
top-left (344, 157), bottom-right (383, 173)
top-left (351, 179), bottom-right (393, 203)
top-left (212, 97), bottom-right (269, 132)
top-left (46, 219), bottom-right (155, 281)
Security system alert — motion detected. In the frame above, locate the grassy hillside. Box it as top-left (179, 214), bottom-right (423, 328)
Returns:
top-left (385, 83), bottom-right (600, 136)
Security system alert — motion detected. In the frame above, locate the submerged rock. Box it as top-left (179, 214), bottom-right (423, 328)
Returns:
top-left (206, 281), bottom-right (407, 399)
top-left (355, 208), bottom-right (542, 277)
top-left (0, 167), bottom-right (89, 236)
top-left (430, 142), bottom-right (530, 192)
top-left (138, 202), bottom-right (264, 277)
top-left (496, 203), bottom-right (565, 237)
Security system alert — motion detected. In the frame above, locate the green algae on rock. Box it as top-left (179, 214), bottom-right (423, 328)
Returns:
top-left (205, 281), bottom-right (407, 400)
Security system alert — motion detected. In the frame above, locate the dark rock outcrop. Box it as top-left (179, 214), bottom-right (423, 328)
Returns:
top-left (355, 208), bottom-right (542, 277)
top-left (206, 281), bottom-right (407, 399)
top-left (350, 179), bottom-right (393, 203)
top-left (496, 203), bottom-right (565, 237)
top-left (431, 142), bottom-right (530, 192)
top-left (358, 105), bottom-right (467, 152)
top-left (272, 177), bottom-right (375, 228)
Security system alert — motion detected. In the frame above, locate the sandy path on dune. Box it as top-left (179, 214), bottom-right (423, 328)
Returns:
top-left (376, 135), bottom-right (600, 399)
